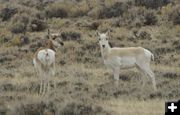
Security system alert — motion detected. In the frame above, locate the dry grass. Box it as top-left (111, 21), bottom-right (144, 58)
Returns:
top-left (100, 99), bottom-right (164, 115)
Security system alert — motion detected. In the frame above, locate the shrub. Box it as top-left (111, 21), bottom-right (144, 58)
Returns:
top-left (144, 10), bottom-right (158, 25)
top-left (70, 7), bottom-right (88, 18)
top-left (29, 18), bottom-right (47, 32)
top-left (169, 5), bottom-right (180, 25)
top-left (69, 1), bottom-right (90, 17)
top-left (0, 7), bottom-right (17, 21)
top-left (122, 7), bottom-right (158, 26)
top-left (12, 13), bottom-right (30, 25)
top-left (10, 22), bottom-right (26, 34)
top-left (45, 3), bottom-right (69, 18)
top-left (135, 0), bottom-right (171, 9)
top-left (10, 35), bottom-right (21, 46)
top-left (61, 31), bottom-right (81, 41)
top-left (121, 7), bottom-right (145, 27)
top-left (100, 2), bottom-right (128, 18)
top-left (60, 102), bottom-right (109, 115)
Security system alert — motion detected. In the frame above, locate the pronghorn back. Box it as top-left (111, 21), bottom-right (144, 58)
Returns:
top-left (109, 47), bottom-right (145, 57)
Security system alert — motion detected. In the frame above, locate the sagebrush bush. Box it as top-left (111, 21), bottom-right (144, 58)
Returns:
top-left (122, 7), bottom-right (145, 27)
top-left (29, 18), bottom-right (47, 32)
top-left (61, 31), bottom-right (81, 41)
top-left (169, 5), bottom-right (180, 25)
top-left (12, 13), bottom-right (30, 25)
top-left (0, 7), bottom-right (17, 21)
top-left (135, 0), bottom-right (171, 9)
top-left (10, 35), bottom-right (21, 46)
top-left (69, 1), bottom-right (90, 17)
top-left (122, 7), bottom-right (158, 26)
top-left (45, 3), bottom-right (69, 18)
top-left (69, 7), bottom-right (88, 18)
top-left (144, 10), bottom-right (158, 25)
top-left (10, 21), bottom-right (26, 34)
top-left (99, 2), bottom-right (128, 19)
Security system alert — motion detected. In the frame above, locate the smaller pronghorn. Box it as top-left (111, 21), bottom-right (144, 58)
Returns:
top-left (33, 30), bottom-right (64, 96)
top-left (97, 30), bottom-right (157, 91)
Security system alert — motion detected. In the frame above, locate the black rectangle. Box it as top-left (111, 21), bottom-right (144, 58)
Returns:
top-left (165, 100), bottom-right (180, 115)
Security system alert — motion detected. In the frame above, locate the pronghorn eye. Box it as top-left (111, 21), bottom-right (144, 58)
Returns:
top-left (52, 37), bottom-right (56, 40)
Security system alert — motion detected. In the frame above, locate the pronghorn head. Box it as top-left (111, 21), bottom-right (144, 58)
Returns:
top-left (47, 29), bottom-right (64, 50)
top-left (96, 30), bottom-right (110, 49)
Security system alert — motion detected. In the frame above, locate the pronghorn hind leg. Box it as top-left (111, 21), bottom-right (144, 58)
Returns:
top-left (41, 80), bottom-right (47, 97)
top-left (136, 65), bottom-right (147, 89)
top-left (39, 78), bottom-right (43, 95)
top-left (47, 79), bottom-right (50, 96)
top-left (39, 70), bottom-right (43, 95)
top-left (41, 72), bottom-right (47, 97)
top-left (137, 63), bottom-right (157, 91)
top-left (52, 63), bottom-right (56, 93)
top-left (146, 68), bottom-right (157, 91)
top-left (140, 71), bottom-right (147, 89)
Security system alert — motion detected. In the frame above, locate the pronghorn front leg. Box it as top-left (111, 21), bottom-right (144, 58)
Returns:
top-left (113, 67), bottom-right (120, 88)
top-left (113, 67), bottom-right (120, 80)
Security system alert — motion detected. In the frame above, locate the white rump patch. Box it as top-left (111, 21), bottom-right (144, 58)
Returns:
top-left (37, 49), bottom-right (55, 66)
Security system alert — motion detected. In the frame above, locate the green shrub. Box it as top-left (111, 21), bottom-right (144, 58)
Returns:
top-left (10, 22), bottom-right (26, 34)
top-left (45, 3), bottom-right (69, 18)
top-left (0, 7), bottom-right (17, 21)
top-left (135, 0), bottom-right (171, 9)
top-left (169, 5), bottom-right (180, 25)
top-left (99, 2), bottom-right (128, 19)
top-left (61, 31), bottom-right (81, 41)
top-left (144, 10), bottom-right (158, 25)
top-left (122, 7), bottom-right (158, 26)
top-left (29, 18), bottom-right (47, 32)
top-left (12, 13), bottom-right (30, 25)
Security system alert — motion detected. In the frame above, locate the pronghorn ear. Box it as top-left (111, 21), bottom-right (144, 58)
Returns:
top-left (105, 29), bottom-right (110, 36)
top-left (96, 31), bottom-right (101, 36)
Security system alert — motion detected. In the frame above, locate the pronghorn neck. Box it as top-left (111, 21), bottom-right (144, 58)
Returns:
top-left (47, 40), bottom-right (56, 51)
top-left (100, 42), bottom-right (111, 59)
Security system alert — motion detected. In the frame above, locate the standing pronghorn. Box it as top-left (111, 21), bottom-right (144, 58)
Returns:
top-left (33, 30), bottom-right (64, 96)
top-left (97, 30), bottom-right (157, 91)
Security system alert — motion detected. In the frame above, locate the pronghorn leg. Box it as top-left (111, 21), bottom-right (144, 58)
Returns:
top-left (113, 68), bottom-right (120, 88)
top-left (138, 67), bottom-right (148, 88)
top-left (138, 63), bottom-right (157, 91)
top-left (42, 79), bottom-right (47, 96)
top-left (39, 71), bottom-right (43, 95)
top-left (52, 63), bottom-right (56, 93)
top-left (47, 79), bottom-right (50, 96)
top-left (146, 68), bottom-right (157, 91)
top-left (140, 71), bottom-right (146, 89)
top-left (39, 78), bottom-right (43, 95)
top-left (41, 72), bottom-right (47, 96)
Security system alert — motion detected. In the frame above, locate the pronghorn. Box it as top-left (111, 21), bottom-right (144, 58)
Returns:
top-left (33, 30), bottom-right (64, 96)
top-left (97, 30), bottom-right (157, 91)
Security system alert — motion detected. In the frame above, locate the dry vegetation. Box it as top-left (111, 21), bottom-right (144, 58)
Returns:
top-left (0, 0), bottom-right (180, 115)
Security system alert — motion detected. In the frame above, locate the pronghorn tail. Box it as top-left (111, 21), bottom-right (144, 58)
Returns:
top-left (144, 48), bottom-right (154, 61)
top-left (151, 53), bottom-right (154, 61)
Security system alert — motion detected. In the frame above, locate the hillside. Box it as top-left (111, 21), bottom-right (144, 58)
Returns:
top-left (0, 0), bottom-right (180, 115)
